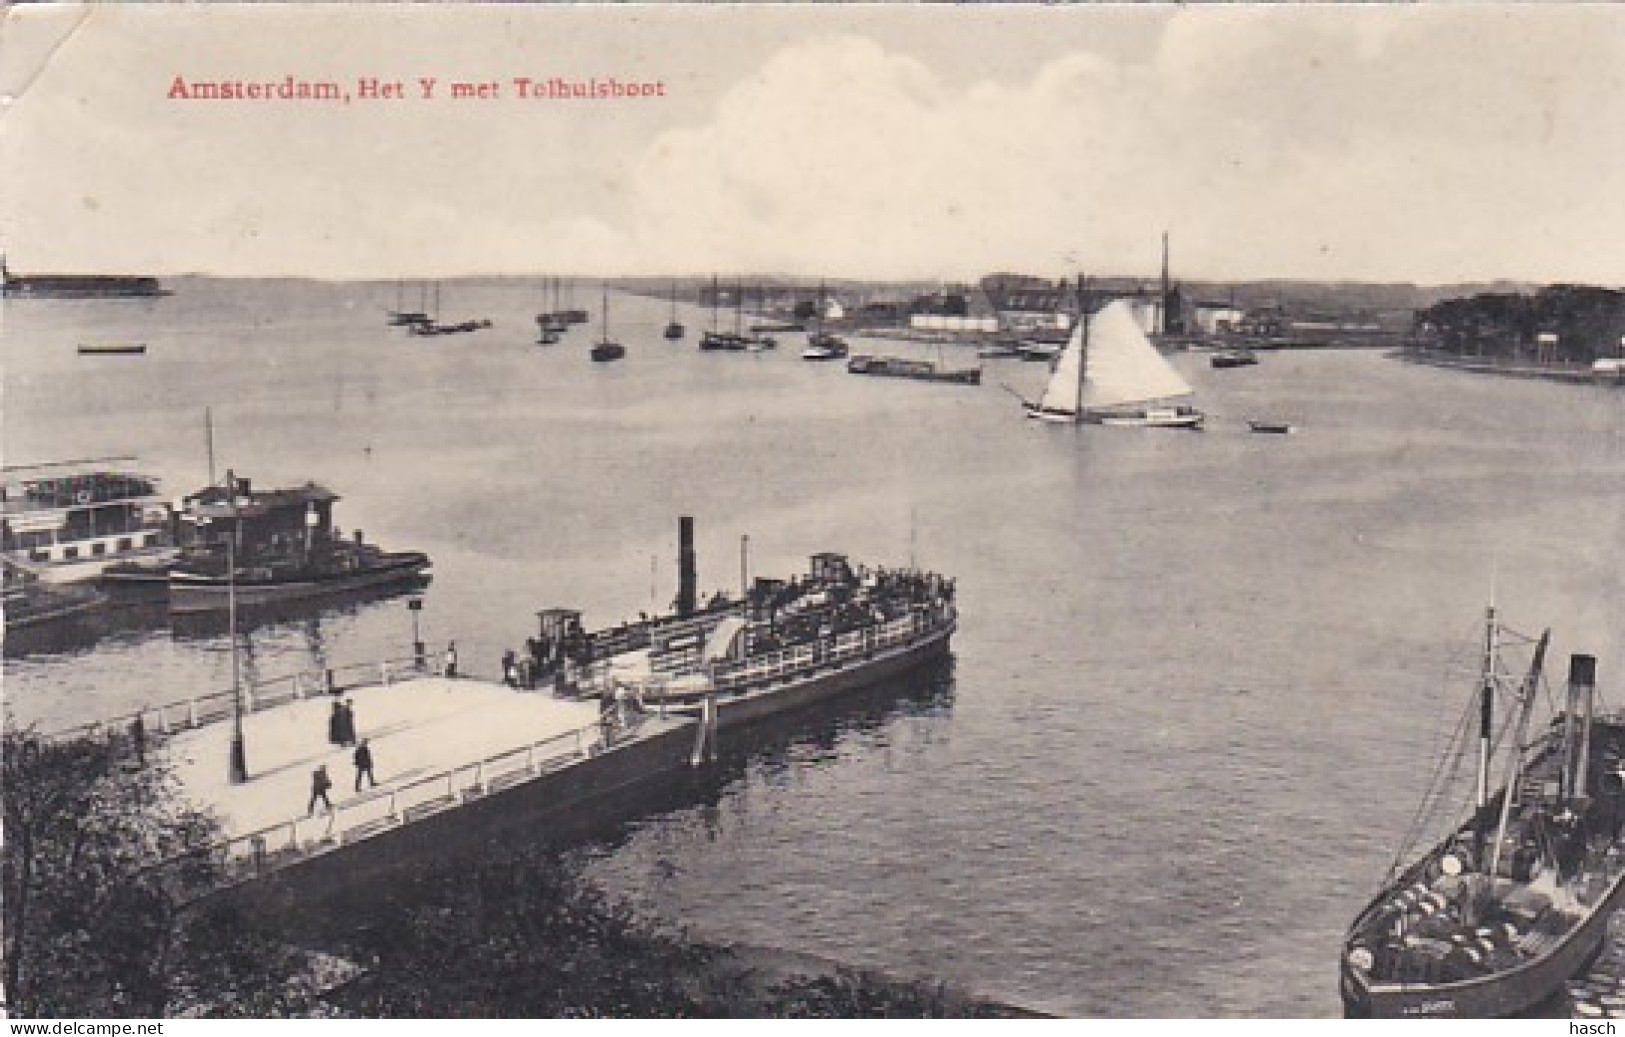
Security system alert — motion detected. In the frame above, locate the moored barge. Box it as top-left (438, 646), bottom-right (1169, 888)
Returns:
top-left (846, 354), bottom-right (981, 385)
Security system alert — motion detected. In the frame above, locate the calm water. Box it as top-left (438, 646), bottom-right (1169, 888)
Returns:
top-left (4, 280), bottom-right (1622, 1016)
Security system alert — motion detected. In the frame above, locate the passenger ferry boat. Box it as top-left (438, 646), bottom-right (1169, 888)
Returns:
top-left (528, 528), bottom-right (957, 731)
top-left (1341, 609), bottom-right (1625, 1018)
top-left (1, 458), bottom-right (175, 584)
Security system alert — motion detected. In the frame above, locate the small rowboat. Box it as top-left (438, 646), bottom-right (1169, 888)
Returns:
top-left (1247, 420), bottom-right (1294, 435)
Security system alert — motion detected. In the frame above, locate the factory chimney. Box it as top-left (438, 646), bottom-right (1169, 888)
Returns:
top-left (677, 516), bottom-right (697, 618)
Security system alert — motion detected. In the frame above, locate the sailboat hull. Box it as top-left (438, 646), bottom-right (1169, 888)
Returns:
top-left (1095, 409), bottom-right (1205, 429)
top-left (1025, 404), bottom-right (1203, 428)
top-left (1023, 405), bottom-right (1079, 424)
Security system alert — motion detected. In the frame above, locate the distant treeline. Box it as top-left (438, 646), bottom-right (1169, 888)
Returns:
top-left (1413, 285), bottom-right (1625, 362)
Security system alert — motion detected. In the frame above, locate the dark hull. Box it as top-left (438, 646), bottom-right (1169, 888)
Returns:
top-left (5, 275), bottom-right (166, 298)
top-left (168, 553), bottom-right (430, 614)
top-left (712, 619), bottom-right (955, 731)
top-left (590, 342), bottom-right (625, 362)
top-left (1342, 869), bottom-right (1625, 1017)
top-left (847, 356), bottom-right (981, 384)
top-left (77, 344), bottom-right (148, 356)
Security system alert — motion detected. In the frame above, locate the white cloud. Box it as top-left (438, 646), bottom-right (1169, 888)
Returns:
top-left (4, 7), bottom-right (1621, 283)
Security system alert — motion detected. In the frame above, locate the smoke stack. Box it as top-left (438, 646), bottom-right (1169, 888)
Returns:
top-left (677, 516), bottom-right (696, 617)
top-left (1568, 654), bottom-right (1598, 803)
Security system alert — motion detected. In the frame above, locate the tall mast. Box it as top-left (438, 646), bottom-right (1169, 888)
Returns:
top-left (1488, 630), bottom-right (1550, 882)
top-left (1476, 604), bottom-right (1498, 810)
top-left (1075, 274), bottom-right (1090, 423)
top-left (205, 407), bottom-right (216, 487)
top-left (1159, 232), bottom-right (1170, 336)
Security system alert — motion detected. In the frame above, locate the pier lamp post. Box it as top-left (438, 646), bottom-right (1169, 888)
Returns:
top-left (227, 529), bottom-right (248, 784)
top-left (408, 596), bottom-right (425, 669)
top-left (205, 503), bottom-right (249, 785)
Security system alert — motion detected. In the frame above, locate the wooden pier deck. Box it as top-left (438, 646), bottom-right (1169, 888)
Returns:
top-left (165, 677), bottom-right (608, 844)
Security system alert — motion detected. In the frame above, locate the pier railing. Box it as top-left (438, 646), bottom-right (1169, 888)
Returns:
top-left (41, 649), bottom-right (428, 748)
top-left (205, 715), bottom-right (614, 885)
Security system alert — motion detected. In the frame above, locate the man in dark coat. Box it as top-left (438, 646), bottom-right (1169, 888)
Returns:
top-left (328, 701), bottom-right (344, 745)
top-left (339, 700), bottom-right (357, 747)
top-left (308, 765), bottom-right (333, 815)
top-left (353, 739), bottom-right (376, 791)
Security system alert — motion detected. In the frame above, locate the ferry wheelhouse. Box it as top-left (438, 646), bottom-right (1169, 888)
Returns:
top-left (1, 458), bottom-right (174, 583)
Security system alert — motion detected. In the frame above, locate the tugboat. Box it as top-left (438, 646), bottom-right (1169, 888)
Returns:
top-left (1341, 608), bottom-right (1625, 1018)
top-left (165, 472), bottom-right (430, 615)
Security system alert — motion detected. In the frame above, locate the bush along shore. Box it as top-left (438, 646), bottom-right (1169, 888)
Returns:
top-left (3, 729), bottom-right (1026, 1018)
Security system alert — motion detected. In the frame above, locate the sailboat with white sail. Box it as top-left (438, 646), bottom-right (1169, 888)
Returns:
top-left (1023, 293), bottom-right (1203, 429)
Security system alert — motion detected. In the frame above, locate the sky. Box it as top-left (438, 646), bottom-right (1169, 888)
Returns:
top-left (1, 3), bottom-right (1622, 285)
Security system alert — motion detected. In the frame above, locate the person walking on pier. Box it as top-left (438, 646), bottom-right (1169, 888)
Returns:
top-left (353, 739), bottom-right (376, 791)
top-left (328, 701), bottom-right (345, 746)
top-left (308, 764), bottom-right (334, 815)
top-left (502, 649), bottom-right (519, 688)
top-left (127, 712), bottom-right (146, 767)
top-left (444, 640), bottom-right (459, 678)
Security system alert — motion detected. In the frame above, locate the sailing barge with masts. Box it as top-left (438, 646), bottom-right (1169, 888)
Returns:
top-left (1341, 610), bottom-right (1625, 1018)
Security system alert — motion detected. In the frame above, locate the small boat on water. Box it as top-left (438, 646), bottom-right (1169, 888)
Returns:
top-left (387, 281), bottom-right (432, 328)
top-left (77, 343), bottom-right (147, 356)
top-left (847, 354), bottom-right (980, 385)
top-left (1247, 420), bottom-right (1294, 435)
top-left (803, 332), bottom-right (849, 361)
top-left (802, 283), bottom-right (848, 360)
top-left (1211, 348), bottom-right (1259, 369)
top-left (590, 287), bottom-right (624, 362)
top-left (1017, 338), bottom-right (1065, 362)
top-left (1341, 609), bottom-right (1625, 1018)
top-left (663, 282), bottom-right (685, 341)
top-left (406, 283), bottom-right (492, 337)
top-left (1021, 288), bottom-right (1204, 429)
top-left (699, 331), bottom-right (750, 352)
top-left (164, 472), bottom-right (431, 615)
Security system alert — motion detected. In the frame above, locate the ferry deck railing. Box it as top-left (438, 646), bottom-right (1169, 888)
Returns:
top-left (712, 602), bottom-right (953, 694)
top-left (590, 600), bottom-right (955, 701)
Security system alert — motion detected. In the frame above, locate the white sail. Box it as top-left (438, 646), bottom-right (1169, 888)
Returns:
top-left (1078, 300), bottom-right (1193, 411)
top-left (1035, 320), bottom-right (1087, 416)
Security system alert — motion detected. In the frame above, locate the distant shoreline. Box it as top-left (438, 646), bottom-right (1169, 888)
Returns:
top-left (1395, 348), bottom-right (1616, 386)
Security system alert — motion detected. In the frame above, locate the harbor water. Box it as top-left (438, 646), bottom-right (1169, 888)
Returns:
top-left (4, 280), bottom-right (1622, 1016)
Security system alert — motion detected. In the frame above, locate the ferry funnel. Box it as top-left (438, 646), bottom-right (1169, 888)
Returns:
top-left (678, 516), bottom-right (696, 617)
